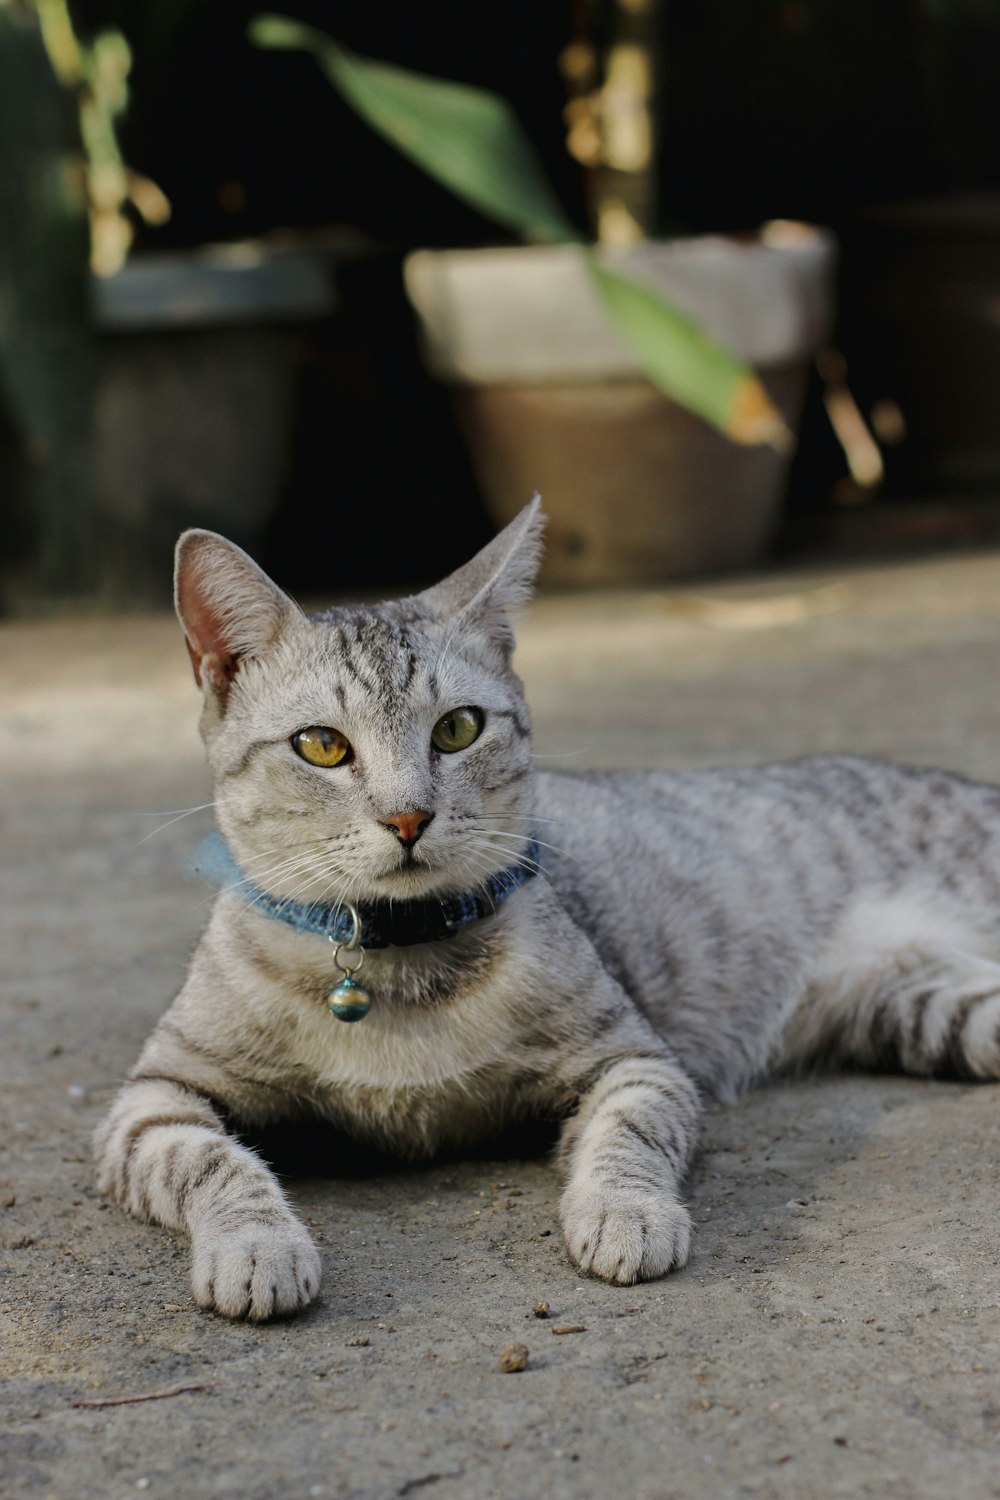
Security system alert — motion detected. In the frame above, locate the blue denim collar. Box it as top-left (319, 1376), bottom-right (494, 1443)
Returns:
top-left (190, 829), bottom-right (540, 949)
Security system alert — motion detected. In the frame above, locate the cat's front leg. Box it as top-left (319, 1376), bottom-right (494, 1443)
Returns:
top-left (94, 1078), bottom-right (321, 1320)
top-left (556, 1051), bottom-right (702, 1285)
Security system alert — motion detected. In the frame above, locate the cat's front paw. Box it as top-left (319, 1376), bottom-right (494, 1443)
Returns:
top-left (191, 1218), bottom-right (322, 1320)
top-left (560, 1180), bottom-right (692, 1285)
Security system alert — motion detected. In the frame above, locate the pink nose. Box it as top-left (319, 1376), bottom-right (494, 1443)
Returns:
top-left (382, 810), bottom-right (433, 848)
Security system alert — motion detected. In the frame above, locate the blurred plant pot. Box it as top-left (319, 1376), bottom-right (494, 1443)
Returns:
top-left (82, 239), bottom-right (349, 606)
top-left (404, 224), bottom-right (836, 585)
top-left (1, 237), bottom-right (349, 610)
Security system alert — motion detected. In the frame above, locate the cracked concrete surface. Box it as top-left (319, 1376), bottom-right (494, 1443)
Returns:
top-left (5, 549), bottom-right (1000, 1500)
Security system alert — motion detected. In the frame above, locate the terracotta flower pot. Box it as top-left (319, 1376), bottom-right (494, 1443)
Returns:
top-left (404, 224), bottom-right (836, 585)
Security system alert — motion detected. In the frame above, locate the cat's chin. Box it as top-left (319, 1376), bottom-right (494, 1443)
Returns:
top-left (371, 864), bottom-right (450, 900)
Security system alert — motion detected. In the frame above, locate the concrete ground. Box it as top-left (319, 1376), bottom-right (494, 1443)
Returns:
top-left (5, 546), bottom-right (1000, 1500)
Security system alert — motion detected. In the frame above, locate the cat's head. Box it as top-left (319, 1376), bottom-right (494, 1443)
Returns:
top-left (174, 499), bottom-right (544, 906)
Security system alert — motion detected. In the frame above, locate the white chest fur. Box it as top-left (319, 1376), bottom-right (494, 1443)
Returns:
top-left (219, 901), bottom-right (538, 1097)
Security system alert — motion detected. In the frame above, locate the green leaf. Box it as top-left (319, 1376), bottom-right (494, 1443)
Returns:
top-left (250, 15), bottom-right (786, 447)
top-left (587, 258), bottom-right (791, 448)
top-left (249, 15), bottom-right (579, 245)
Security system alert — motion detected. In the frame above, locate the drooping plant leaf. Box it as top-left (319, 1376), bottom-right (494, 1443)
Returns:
top-left (587, 258), bottom-right (792, 448)
top-left (250, 14), bottom-right (788, 448)
top-left (250, 16), bottom-right (578, 245)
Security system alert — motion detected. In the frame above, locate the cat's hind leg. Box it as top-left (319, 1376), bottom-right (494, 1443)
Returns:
top-left (94, 1077), bottom-right (321, 1320)
top-left (782, 890), bottom-right (1000, 1080)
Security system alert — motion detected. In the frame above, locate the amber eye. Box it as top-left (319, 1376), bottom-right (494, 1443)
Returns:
top-left (291, 726), bottom-right (353, 768)
top-left (431, 706), bottom-right (484, 753)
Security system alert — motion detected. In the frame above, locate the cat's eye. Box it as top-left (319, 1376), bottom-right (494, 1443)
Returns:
top-left (291, 726), bottom-right (353, 768)
top-left (431, 706), bottom-right (484, 753)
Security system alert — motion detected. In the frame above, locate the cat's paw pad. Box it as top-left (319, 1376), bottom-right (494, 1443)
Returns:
top-left (560, 1180), bottom-right (692, 1285)
top-left (191, 1219), bottom-right (322, 1321)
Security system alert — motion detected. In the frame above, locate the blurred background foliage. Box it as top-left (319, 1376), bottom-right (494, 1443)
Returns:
top-left (4, 0), bottom-right (1000, 605)
top-left (59, 0), bottom-right (1000, 248)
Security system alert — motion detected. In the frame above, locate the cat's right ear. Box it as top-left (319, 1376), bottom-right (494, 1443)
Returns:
top-left (174, 530), bottom-right (298, 702)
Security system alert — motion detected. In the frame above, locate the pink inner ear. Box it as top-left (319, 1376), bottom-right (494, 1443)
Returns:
top-left (175, 529), bottom-right (292, 698)
top-left (183, 637), bottom-right (238, 691)
top-left (177, 566), bottom-right (240, 689)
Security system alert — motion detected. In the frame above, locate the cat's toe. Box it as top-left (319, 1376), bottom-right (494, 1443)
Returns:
top-left (191, 1220), bottom-right (322, 1320)
top-left (560, 1181), bottom-right (692, 1284)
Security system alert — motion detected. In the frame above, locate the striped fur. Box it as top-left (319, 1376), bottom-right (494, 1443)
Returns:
top-left (95, 499), bottom-right (1000, 1317)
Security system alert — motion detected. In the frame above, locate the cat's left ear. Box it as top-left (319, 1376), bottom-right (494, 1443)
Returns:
top-left (414, 494), bottom-right (545, 655)
top-left (174, 530), bottom-right (299, 702)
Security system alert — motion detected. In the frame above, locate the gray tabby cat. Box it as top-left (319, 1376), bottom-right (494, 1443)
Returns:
top-left (94, 498), bottom-right (1000, 1320)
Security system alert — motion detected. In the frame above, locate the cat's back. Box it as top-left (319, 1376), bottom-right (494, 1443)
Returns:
top-left (532, 755), bottom-right (1000, 1087)
top-left (536, 753), bottom-right (1000, 892)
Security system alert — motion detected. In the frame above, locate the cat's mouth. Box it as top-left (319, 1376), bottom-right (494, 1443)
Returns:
top-left (383, 854), bottom-right (437, 880)
top-left (369, 838), bottom-right (427, 871)
top-left (391, 844), bottom-right (430, 872)
top-left (371, 850), bottom-right (455, 899)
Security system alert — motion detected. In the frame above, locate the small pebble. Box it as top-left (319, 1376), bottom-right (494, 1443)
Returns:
top-left (1, 1193), bottom-right (14, 1209)
top-left (498, 1342), bottom-right (530, 1373)
top-left (531, 1300), bottom-right (550, 1319)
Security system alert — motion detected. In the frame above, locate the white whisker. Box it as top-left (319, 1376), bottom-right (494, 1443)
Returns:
top-left (134, 802), bottom-right (218, 845)
top-left (467, 828), bottom-right (573, 863)
top-left (530, 748), bottom-right (589, 760)
top-left (473, 845), bottom-right (555, 900)
top-left (476, 813), bottom-right (564, 827)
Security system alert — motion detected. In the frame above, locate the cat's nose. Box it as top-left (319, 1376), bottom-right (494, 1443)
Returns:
top-left (382, 810), bottom-right (434, 848)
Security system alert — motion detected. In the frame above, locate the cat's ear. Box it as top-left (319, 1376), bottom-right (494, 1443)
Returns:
top-left (174, 530), bottom-right (299, 701)
top-left (415, 495), bottom-right (544, 651)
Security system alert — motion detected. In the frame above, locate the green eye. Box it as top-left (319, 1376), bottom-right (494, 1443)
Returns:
top-left (431, 706), bottom-right (484, 753)
top-left (291, 726), bottom-right (353, 768)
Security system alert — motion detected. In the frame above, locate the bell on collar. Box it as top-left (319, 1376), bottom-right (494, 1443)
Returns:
top-left (327, 974), bottom-right (371, 1023)
top-left (327, 904), bottom-right (371, 1021)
